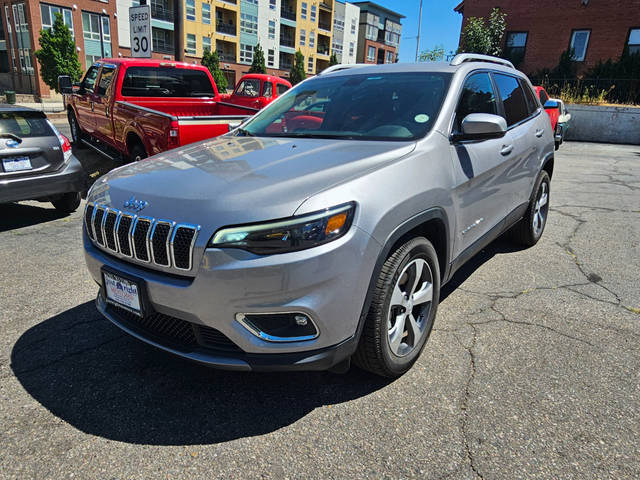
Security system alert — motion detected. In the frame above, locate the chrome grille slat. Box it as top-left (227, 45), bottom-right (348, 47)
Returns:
top-left (83, 205), bottom-right (199, 272)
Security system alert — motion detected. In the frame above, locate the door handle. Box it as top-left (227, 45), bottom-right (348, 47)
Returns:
top-left (105, 106), bottom-right (109, 117)
top-left (90, 101), bottom-right (94, 111)
top-left (536, 129), bottom-right (545, 137)
top-left (501, 144), bottom-right (514, 156)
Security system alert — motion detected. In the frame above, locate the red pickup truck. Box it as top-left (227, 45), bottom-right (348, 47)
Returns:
top-left (59, 58), bottom-right (256, 162)
top-left (220, 74), bottom-right (291, 111)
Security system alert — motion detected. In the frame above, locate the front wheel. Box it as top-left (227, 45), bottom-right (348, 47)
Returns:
top-left (68, 111), bottom-right (85, 148)
top-left (52, 192), bottom-right (81, 214)
top-left (354, 237), bottom-right (440, 378)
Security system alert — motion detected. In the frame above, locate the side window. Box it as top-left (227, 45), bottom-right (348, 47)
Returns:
top-left (96, 67), bottom-right (116, 96)
top-left (493, 73), bottom-right (529, 127)
top-left (235, 79), bottom-right (260, 97)
top-left (520, 80), bottom-right (539, 114)
top-left (276, 83), bottom-right (289, 95)
top-left (263, 81), bottom-right (273, 98)
top-left (82, 66), bottom-right (99, 91)
top-left (455, 72), bottom-right (497, 132)
top-left (538, 88), bottom-right (549, 105)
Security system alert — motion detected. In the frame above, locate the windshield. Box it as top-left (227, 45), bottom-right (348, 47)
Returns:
top-left (239, 72), bottom-right (451, 140)
top-left (121, 67), bottom-right (215, 97)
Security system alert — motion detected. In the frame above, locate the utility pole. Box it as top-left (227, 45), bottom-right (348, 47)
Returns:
top-left (174, 0), bottom-right (185, 61)
top-left (415, 0), bottom-right (423, 62)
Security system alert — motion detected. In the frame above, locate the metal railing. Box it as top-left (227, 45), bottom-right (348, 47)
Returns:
top-left (216, 22), bottom-right (236, 35)
top-left (318, 22), bottom-right (330, 31)
top-left (317, 45), bottom-right (330, 55)
top-left (281, 7), bottom-right (296, 21)
top-left (533, 77), bottom-right (640, 105)
top-left (280, 36), bottom-right (295, 48)
top-left (151, 4), bottom-right (173, 22)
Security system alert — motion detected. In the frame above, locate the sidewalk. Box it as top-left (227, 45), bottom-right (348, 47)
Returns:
top-left (13, 101), bottom-right (65, 113)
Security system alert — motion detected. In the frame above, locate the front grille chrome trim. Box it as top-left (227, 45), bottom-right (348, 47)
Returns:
top-left (115, 213), bottom-right (135, 258)
top-left (131, 216), bottom-right (153, 263)
top-left (150, 219), bottom-right (174, 267)
top-left (85, 202), bottom-right (96, 240)
top-left (170, 224), bottom-right (200, 271)
top-left (94, 205), bottom-right (106, 247)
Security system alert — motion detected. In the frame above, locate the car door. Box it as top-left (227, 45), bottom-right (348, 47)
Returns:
top-left (91, 64), bottom-right (117, 144)
top-left (73, 65), bottom-right (100, 135)
top-left (492, 73), bottom-right (544, 209)
top-left (449, 71), bottom-right (516, 257)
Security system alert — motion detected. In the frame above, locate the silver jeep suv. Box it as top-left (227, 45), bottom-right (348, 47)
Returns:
top-left (83, 54), bottom-right (554, 377)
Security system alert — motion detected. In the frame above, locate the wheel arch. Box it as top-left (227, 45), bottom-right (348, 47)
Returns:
top-left (541, 152), bottom-right (554, 179)
top-left (125, 130), bottom-right (146, 156)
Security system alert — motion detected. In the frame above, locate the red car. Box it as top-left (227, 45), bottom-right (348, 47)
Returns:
top-left (60, 58), bottom-right (256, 162)
top-left (220, 74), bottom-right (291, 111)
top-left (534, 86), bottom-right (570, 150)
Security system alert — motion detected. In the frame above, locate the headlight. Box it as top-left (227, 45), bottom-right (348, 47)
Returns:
top-left (209, 202), bottom-right (355, 254)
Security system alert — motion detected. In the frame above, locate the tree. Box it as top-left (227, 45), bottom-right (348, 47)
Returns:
top-left (249, 43), bottom-right (267, 74)
top-left (290, 50), bottom-right (306, 85)
top-left (419, 45), bottom-right (446, 62)
top-left (34, 12), bottom-right (82, 93)
top-left (458, 7), bottom-right (507, 57)
top-left (329, 53), bottom-right (339, 67)
top-left (201, 48), bottom-right (228, 92)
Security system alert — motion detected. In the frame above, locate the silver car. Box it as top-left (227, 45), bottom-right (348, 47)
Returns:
top-left (83, 55), bottom-right (554, 377)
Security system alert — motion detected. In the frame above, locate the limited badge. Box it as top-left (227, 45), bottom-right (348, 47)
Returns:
top-left (414, 114), bottom-right (429, 123)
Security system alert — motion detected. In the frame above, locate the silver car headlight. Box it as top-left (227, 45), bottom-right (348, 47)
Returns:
top-left (209, 202), bottom-right (355, 254)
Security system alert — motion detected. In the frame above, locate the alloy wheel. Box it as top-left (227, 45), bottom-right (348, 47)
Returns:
top-left (533, 181), bottom-right (549, 237)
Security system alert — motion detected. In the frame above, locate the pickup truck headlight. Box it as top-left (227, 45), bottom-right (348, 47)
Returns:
top-left (209, 202), bottom-right (355, 254)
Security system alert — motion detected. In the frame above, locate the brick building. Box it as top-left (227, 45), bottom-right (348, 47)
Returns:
top-left (454, 0), bottom-right (640, 75)
top-left (353, 1), bottom-right (402, 65)
top-left (0, 0), bottom-right (119, 99)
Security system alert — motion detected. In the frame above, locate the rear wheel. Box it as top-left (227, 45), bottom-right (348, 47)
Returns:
top-left (509, 170), bottom-right (550, 246)
top-left (52, 192), bottom-right (81, 214)
top-left (354, 237), bottom-right (440, 378)
top-left (128, 142), bottom-right (147, 163)
top-left (68, 111), bottom-right (85, 148)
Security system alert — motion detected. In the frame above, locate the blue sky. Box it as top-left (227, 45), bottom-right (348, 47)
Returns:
top-left (372, 0), bottom-right (463, 62)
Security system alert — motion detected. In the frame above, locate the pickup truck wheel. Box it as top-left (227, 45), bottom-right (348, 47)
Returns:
top-left (129, 143), bottom-right (147, 162)
top-left (68, 112), bottom-right (85, 148)
top-left (51, 192), bottom-right (81, 214)
top-left (509, 170), bottom-right (550, 247)
top-left (354, 237), bottom-right (440, 378)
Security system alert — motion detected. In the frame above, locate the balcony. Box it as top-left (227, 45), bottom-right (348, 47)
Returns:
top-left (151, 4), bottom-right (173, 22)
top-left (216, 22), bottom-right (236, 35)
top-left (280, 36), bottom-right (295, 48)
top-left (281, 7), bottom-right (296, 21)
top-left (319, 1), bottom-right (332, 11)
top-left (317, 45), bottom-right (330, 56)
top-left (318, 21), bottom-right (330, 32)
top-left (217, 52), bottom-right (237, 63)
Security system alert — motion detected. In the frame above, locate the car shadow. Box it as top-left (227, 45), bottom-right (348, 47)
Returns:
top-left (0, 202), bottom-right (70, 232)
top-left (11, 301), bottom-right (391, 446)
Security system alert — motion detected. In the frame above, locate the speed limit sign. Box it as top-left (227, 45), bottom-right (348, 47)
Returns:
top-left (129, 4), bottom-right (151, 58)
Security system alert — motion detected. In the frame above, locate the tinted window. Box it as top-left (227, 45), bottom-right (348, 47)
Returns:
top-left (121, 67), bottom-right (215, 97)
top-left (82, 66), bottom-right (99, 91)
top-left (455, 72), bottom-right (497, 131)
top-left (521, 80), bottom-right (539, 114)
top-left (263, 82), bottom-right (273, 98)
top-left (96, 67), bottom-right (116, 96)
top-left (241, 72), bottom-right (451, 140)
top-left (276, 83), bottom-right (289, 95)
top-left (538, 88), bottom-right (549, 105)
top-left (0, 111), bottom-right (54, 138)
top-left (235, 79), bottom-right (261, 97)
top-left (493, 73), bottom-right (529, 127)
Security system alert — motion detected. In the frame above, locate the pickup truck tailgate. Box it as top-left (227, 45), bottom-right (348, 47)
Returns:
top-left (177, 115), bottom-right (249, 146)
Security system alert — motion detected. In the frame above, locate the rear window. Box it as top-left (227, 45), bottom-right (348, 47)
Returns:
top-left (234, 79), bottom-right (261, 97)
top-left (0, 111), bottom-right (53, 138)
top-left (493, 73), bottom-right (529, 127)
top-left (121, 67), bottom-right (215, 97)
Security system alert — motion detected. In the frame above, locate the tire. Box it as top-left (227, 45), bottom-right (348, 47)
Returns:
top-left (68, 111), bottom-right (85, 148)
top-left (354, 237), bottom-right (440, 378)
top-left (509, 170), bottom-right (550, 247)
top-left (128, 142), bottom-right (147, 163)
top-left (52, 192), bottom-right (81, 214)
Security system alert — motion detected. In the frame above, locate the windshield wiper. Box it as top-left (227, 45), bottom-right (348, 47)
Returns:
top-left (0, 133), bottom-right (22, 143)
top-left (235, 128), bottom-right (254, 137)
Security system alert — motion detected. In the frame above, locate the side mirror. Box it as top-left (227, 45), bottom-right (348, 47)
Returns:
top-left (58, 75), bottom-right (73, 94)
top-left (543, 100), bottom-right (560, 109)
top-left (455, 113), bottom-right (507, 141)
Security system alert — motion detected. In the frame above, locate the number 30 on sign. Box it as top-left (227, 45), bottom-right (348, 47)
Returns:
top-left (129, 4), bottom-right (151, 58)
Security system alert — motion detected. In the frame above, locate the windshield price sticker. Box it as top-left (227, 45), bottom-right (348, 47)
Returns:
top-left (129, 4), bottom-right (152, 58)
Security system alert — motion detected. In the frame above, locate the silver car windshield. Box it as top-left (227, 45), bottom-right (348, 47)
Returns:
top-left (238, 72), bottom-right (452, 141)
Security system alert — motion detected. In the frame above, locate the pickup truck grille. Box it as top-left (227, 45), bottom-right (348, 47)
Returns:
top-left (85, 203), bottom-right (200, 272)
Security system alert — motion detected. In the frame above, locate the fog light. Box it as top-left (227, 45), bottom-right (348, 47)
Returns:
top-left (235, 312), bottom-right (319, 342)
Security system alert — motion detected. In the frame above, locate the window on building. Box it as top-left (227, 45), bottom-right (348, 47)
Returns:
top-left (12, 4), bottom-right (28, 32)
top-left (203, 36), bottom-right (211, 52)
top-left (349, 41), bottom-right (354, 56)
top-left (40, 4), bottom-right (73, 35)
top-left (245, 0), bottom-right (258, 4)
top-left (386, 50), bottom-right (394, 63)
top-left (85, 54), bottom-right (101, 68)
top-left (240, 43), bottom-right (254, 64)
top-left (186, 34), bottom-right (196, 55)
top-left (269, 0), bottom-right (276, 10)
top-left (301, 2), bottom-right (307, 20)
top-left (493, 73), bottom-right (529, 127)
top-left (202, 3), bottom-right (210, 24)
top-left (384, 30), bottom-right (400, 47)
top-left (365, 24), bottom-right (377, 41)
top-left (18, 49), bottom-right (33, 74)
top-left (152, 27), bottom-right (172, 53)
top-left (627, 28), bottom-right (640, 55)
top-left (186, 0), bottom-right (195, 21)
top-left (367, 45), bottom-right (376, 61)
top-left (570, 30), bottom-right (590, 61)
top-left (504, 32), bottom-right (528, 65)
top-left (455, 72), bottom-right (497, 132)
top-left (334, 15), bottom-right (344, 31)
top-left (332, 41), bottom-right (343, 55)
top-left (268, 20), bottom-right (276, 39)
top-left (351, 18), bottom-right (356, 34)
top-left (300, 29), bottom-right (306, 46)
top-left (240, 13), bottom-right (258, 35)
top-left (309, 31), bottom-right (315, 48)
top-left (101, 16), bottom-right (110, 42)
top-left (310, 5), bottom-right (316, 22)
top-left (307, 56), bottom-right (313, 72)
top-left (267, 48), bottom-right (275, 67)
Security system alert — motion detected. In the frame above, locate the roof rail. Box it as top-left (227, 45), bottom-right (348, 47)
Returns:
top-left (450, 54), bottom-right (515, 69)
top-left (318, 63), bottom-right (369, 75)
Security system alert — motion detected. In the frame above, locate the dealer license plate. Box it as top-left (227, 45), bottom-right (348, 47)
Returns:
top-left (2, 156), bottom-right (32, 172)
top-left (103, 271), bottom-right (142, 316)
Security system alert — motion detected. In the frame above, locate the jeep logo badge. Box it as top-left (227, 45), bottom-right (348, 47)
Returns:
top-left (123, 196), bottom-right (148, 212)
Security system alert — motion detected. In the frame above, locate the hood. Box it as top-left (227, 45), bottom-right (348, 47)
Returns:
top-left (89, 135), bottom-right (415, 232)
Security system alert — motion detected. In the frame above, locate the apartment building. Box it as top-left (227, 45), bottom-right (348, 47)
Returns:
top-left (331, 0), bottom-right (358, 64)
top-left (353, 1), bottom-right (402, 65)
top-left (0, 0), bottom-right (118, 98)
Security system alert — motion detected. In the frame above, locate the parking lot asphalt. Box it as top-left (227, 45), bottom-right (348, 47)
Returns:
top-left (1, 137), bottom-right (639, 479)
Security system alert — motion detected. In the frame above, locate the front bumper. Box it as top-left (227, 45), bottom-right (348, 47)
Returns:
top-left (84, 225), bottom-right (380, 371)
top-left (0, 155), bottom-right (86, 203)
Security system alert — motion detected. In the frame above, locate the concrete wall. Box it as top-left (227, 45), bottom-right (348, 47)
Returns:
top-left (565, 104), bottom-right (640, 145)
